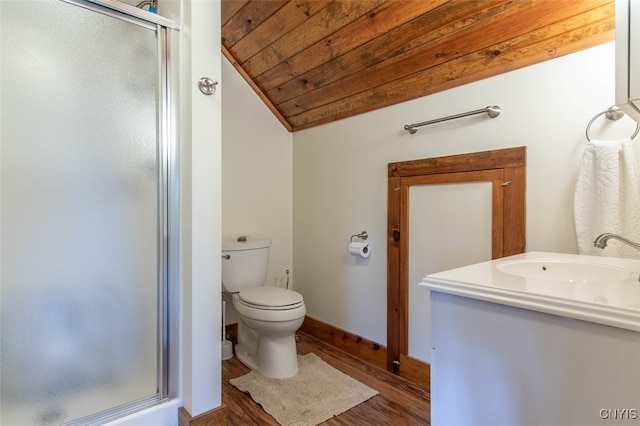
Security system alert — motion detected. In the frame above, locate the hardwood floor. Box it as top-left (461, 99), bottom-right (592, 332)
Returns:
top-left (221, 331), bottom-right (431, 425)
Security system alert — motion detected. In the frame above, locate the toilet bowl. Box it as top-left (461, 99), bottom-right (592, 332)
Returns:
top-left (232, 286), bottom-right (305, 378)
top-left (222, 238), bottom-right (306, 379)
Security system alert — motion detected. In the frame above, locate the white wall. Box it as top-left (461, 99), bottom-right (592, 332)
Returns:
top-left (292, 42), bottom-right (640, 347)
top-left (180, 0), bottom-right (222, 416)
top-left (221, 57), bottom-right (293, 323)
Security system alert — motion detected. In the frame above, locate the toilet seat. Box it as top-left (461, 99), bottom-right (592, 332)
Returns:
top-left (239, 286), bottom-right (304, 311)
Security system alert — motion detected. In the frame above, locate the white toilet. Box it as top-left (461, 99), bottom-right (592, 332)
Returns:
top-left (222, 238), bottom-right (306, 379)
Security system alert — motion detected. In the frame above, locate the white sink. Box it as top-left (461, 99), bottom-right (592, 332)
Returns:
top-left (496, 259), bottom-right (636, 282)
top-left (423, 251), bottom-right (640, 331)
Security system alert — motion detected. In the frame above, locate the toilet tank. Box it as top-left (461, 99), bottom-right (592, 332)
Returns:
top-left (221, 238), bottom-right (271, 292)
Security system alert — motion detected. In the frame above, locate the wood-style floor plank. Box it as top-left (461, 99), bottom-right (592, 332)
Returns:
top-left (222, 332), bottom-right (431, 425)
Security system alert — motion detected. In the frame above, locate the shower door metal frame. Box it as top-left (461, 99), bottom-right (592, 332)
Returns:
top-left (55, 0), bottom-right (180, 422)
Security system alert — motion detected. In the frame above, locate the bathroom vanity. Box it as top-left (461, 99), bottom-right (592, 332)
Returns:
top-left (421, 251), bottom-right (640, 426)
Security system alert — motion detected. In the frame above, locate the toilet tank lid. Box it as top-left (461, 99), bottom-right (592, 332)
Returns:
top-left (222, 238), bottom-right (271, 251)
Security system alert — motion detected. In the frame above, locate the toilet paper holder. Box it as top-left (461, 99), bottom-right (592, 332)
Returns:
top-left (350, 231), bottom-right (368, 242)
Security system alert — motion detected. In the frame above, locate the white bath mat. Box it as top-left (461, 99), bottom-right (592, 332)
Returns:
top-left (229, 352), bottom-right (378, 426)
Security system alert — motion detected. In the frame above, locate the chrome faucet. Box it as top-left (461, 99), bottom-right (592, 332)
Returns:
top-left (593, 233), bottom-right (640, 251)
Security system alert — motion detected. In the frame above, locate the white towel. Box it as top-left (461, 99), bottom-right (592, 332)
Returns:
top-left (574, 138), bottom-right (640, 258)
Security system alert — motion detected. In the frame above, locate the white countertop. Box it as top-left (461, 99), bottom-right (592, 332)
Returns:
top-left (421, 251), bottom-right (640, 331)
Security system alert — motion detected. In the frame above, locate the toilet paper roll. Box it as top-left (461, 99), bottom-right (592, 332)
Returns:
top-left (349, 242), bottom-right (370, 258)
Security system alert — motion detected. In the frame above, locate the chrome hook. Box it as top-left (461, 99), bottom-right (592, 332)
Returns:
top-left (198, 77), bottom-right (218, 96)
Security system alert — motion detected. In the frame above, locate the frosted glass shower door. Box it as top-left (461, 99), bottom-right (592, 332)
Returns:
top-left (1, 1), bottom-right (165, 424)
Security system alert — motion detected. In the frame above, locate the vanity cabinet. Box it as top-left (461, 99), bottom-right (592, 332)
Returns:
top-left (429, 292), bottom-right (639, 426)
top-left (422, 252), bottom-right (640, 426)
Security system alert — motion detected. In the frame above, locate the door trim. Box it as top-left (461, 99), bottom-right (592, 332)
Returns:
top-left (386, 147), bottom-right (526, 375)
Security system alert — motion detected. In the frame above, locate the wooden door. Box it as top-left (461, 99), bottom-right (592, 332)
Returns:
top-left (387, 147), bottom-right (526, 387)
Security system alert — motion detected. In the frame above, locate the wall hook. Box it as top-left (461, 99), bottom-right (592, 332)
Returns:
top-left (198, 77), bottom-right (218, 95)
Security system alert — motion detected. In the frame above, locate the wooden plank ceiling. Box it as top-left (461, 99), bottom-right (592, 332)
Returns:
top-left (222, 0), bottom-right (614, 132)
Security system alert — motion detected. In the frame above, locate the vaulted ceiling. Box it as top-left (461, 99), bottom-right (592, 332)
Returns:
top-left (222, 0), bottom-right (615, 132)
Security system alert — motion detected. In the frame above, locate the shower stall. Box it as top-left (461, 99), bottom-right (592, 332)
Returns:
top-left (0, 0), bottom-right (179, 424)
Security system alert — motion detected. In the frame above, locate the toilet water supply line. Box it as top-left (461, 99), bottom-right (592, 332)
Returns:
top-left (222, 295), bottom-right (227, 341)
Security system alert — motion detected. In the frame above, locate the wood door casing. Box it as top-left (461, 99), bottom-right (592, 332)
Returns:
top-left (387, 147), bottom-right (526, 381)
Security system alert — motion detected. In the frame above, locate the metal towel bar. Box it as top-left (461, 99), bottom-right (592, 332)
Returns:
top-left (404, 105), bottom-right (501, 134)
